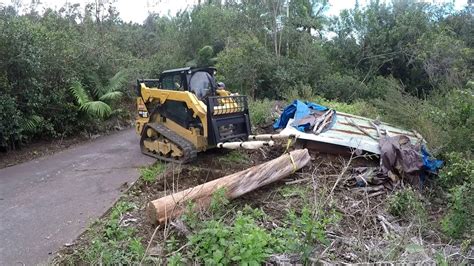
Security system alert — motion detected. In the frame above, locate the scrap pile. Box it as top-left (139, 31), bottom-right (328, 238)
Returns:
top-left (273, 100), bottom-right (443, 190)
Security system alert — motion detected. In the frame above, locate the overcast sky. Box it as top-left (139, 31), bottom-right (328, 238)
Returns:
top-left (0, 0), bottom-right (467, 24)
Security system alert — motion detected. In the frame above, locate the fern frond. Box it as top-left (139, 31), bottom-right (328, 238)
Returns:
top-left (99, 91), bottom-right (123, 102)
top-left (81, 101), bottom-right (112, 119)
top-left (91, 74), bottom-right (105, 98)
top-left (103, 71), bottom-right (128, 95)
top-left (20, 115), bottom-right (43, 133)
top-left (70, 81), bottom-right (91, 106)
top-left (110, 108), bottom-right (124, 116)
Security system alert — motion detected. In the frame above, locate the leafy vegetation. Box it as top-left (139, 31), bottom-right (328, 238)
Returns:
top-left (387, 188), bottom-right (426, 220)
top-left (80, 201), bottom-right (145, 264)
top-left (187, 213), bottom-right (273, 264)
top-left (168, 187), bottom-right (338, 264)
top-left (70, 71), bottom-right (128, 119)
top-left (438, 153), bottom-right (474, 238)
top-left (248, 99), bottom-right (275, 127)
top-left (139, 163), bottom-right (165, 183)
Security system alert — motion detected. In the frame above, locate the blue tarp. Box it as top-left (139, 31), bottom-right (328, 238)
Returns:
top-left (421, 145), bottom-right (444, 173)
top-left (273, 100), bottom-right (329, 132)
top-left (419, 146), bottom-right (443, 188)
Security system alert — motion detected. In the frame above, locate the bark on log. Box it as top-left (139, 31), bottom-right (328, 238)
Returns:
top-left (147, 149), bottom-right (311, 224)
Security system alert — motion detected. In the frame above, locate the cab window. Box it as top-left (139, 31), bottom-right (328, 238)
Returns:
top-left (161, 74), bottom-right (184, 90)
top-left (189, 71), bottom-right (214, 99)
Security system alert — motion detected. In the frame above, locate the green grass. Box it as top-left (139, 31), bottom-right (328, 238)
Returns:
top-left (217, 150), bottom-right (250, 165)
top-left (80, 201), bottom-right (147, 264)
top-left (139, 162), bottom-right (165, 183)
top-left (279, 185), bottom-right (310, 199)
top-left (387, 188), bottom-right (426, 222)
top-left (249, 99), bottom-right (274, 127)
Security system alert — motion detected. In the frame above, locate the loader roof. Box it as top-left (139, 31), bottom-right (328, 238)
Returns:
top-left (161, 66), bottom-right (216, 76)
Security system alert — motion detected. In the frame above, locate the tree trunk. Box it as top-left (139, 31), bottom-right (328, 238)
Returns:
top-left (147, 149), bottom-right (311, 224)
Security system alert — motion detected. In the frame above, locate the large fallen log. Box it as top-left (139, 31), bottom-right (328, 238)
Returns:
top-left (148, 149), bottom-right (311, 224)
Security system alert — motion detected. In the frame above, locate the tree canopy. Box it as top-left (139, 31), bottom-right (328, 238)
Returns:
top-left (0, 0), bottom-right (472, 151)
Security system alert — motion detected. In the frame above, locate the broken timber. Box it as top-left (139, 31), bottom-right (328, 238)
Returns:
top-left (147, 149), bottom-right (311, 224)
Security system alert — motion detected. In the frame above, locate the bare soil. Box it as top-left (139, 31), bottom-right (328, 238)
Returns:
top-left (0, 136), bottom-right (87, 169)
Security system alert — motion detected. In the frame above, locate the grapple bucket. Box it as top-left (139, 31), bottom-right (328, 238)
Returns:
top-left (207, 95), bottom-right (252, 145)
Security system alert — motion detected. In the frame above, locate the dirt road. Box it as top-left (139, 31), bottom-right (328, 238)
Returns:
top-left (0, 129), bottom-right (155, 265)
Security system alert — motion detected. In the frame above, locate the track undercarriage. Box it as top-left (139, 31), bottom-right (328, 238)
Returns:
top-left (140, 123), bottom-right (197, 164)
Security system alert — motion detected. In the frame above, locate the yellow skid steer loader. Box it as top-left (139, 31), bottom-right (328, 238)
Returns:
top-left (136, 67), bottom-right (252, 163)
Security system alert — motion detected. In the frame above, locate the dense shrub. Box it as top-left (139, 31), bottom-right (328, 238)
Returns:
top-left (248, 99), bottom-right (275, 127)
top-left (438, 153), bottom-right (474, 188)
top-left (438, 153), bottom-right (473, 238)
top-left (317, 72), bottom-right (368, 102)
top-left (0, 94), bottom-right (21, 150)
top-left (426, 87), bottom-right (474, 154)
top-left (280, 83), bottom-right (315, 102)
top-left (441, 182), bottom-right (473, 238)
top-left (216, 35), bottom-right (275, 99)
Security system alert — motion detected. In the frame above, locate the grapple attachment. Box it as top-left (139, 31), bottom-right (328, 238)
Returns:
top-left (206, 95), bottom-right (251, 146)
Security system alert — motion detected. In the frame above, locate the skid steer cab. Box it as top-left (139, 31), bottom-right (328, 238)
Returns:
top-left (136, 67), bottom-right (252, 163)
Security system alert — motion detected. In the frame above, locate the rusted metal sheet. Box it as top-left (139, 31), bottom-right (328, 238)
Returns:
top-left (280, 112), bottom-right (421, 154)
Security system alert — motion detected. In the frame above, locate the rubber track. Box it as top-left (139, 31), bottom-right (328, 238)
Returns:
top-left (140, 123), bottom-right (197, 164)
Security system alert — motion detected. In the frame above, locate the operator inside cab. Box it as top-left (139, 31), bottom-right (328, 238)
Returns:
top-left (189, 71), bottom-right (217, 100)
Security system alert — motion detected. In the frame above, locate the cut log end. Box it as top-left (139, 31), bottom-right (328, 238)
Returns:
top-left (147, 202), bottom-right (159, 225)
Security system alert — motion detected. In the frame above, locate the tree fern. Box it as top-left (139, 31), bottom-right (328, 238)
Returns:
top-left (70, 81), bottom-right (90, 106)
top-left (81, 101), bottom-right (112, 119)
top-left (104, 71), bottom-right (128, 95)
top-left (70, 70), bottom-right (126, 120)
top-left (99, 91), bottom-right (123, 102)
top-left (90, 74), bottom-right (106, 99)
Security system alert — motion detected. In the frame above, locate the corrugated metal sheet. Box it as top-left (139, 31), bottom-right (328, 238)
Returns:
top-left (280, 112), bottom-right (421, 154)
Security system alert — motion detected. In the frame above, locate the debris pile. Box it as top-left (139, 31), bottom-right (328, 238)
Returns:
top-left (273, 100), bottom-right (443, 189)
top-left (273, 100), bottom-right (335, 132)
top-left (147, 100), bottom-right (444, 224)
